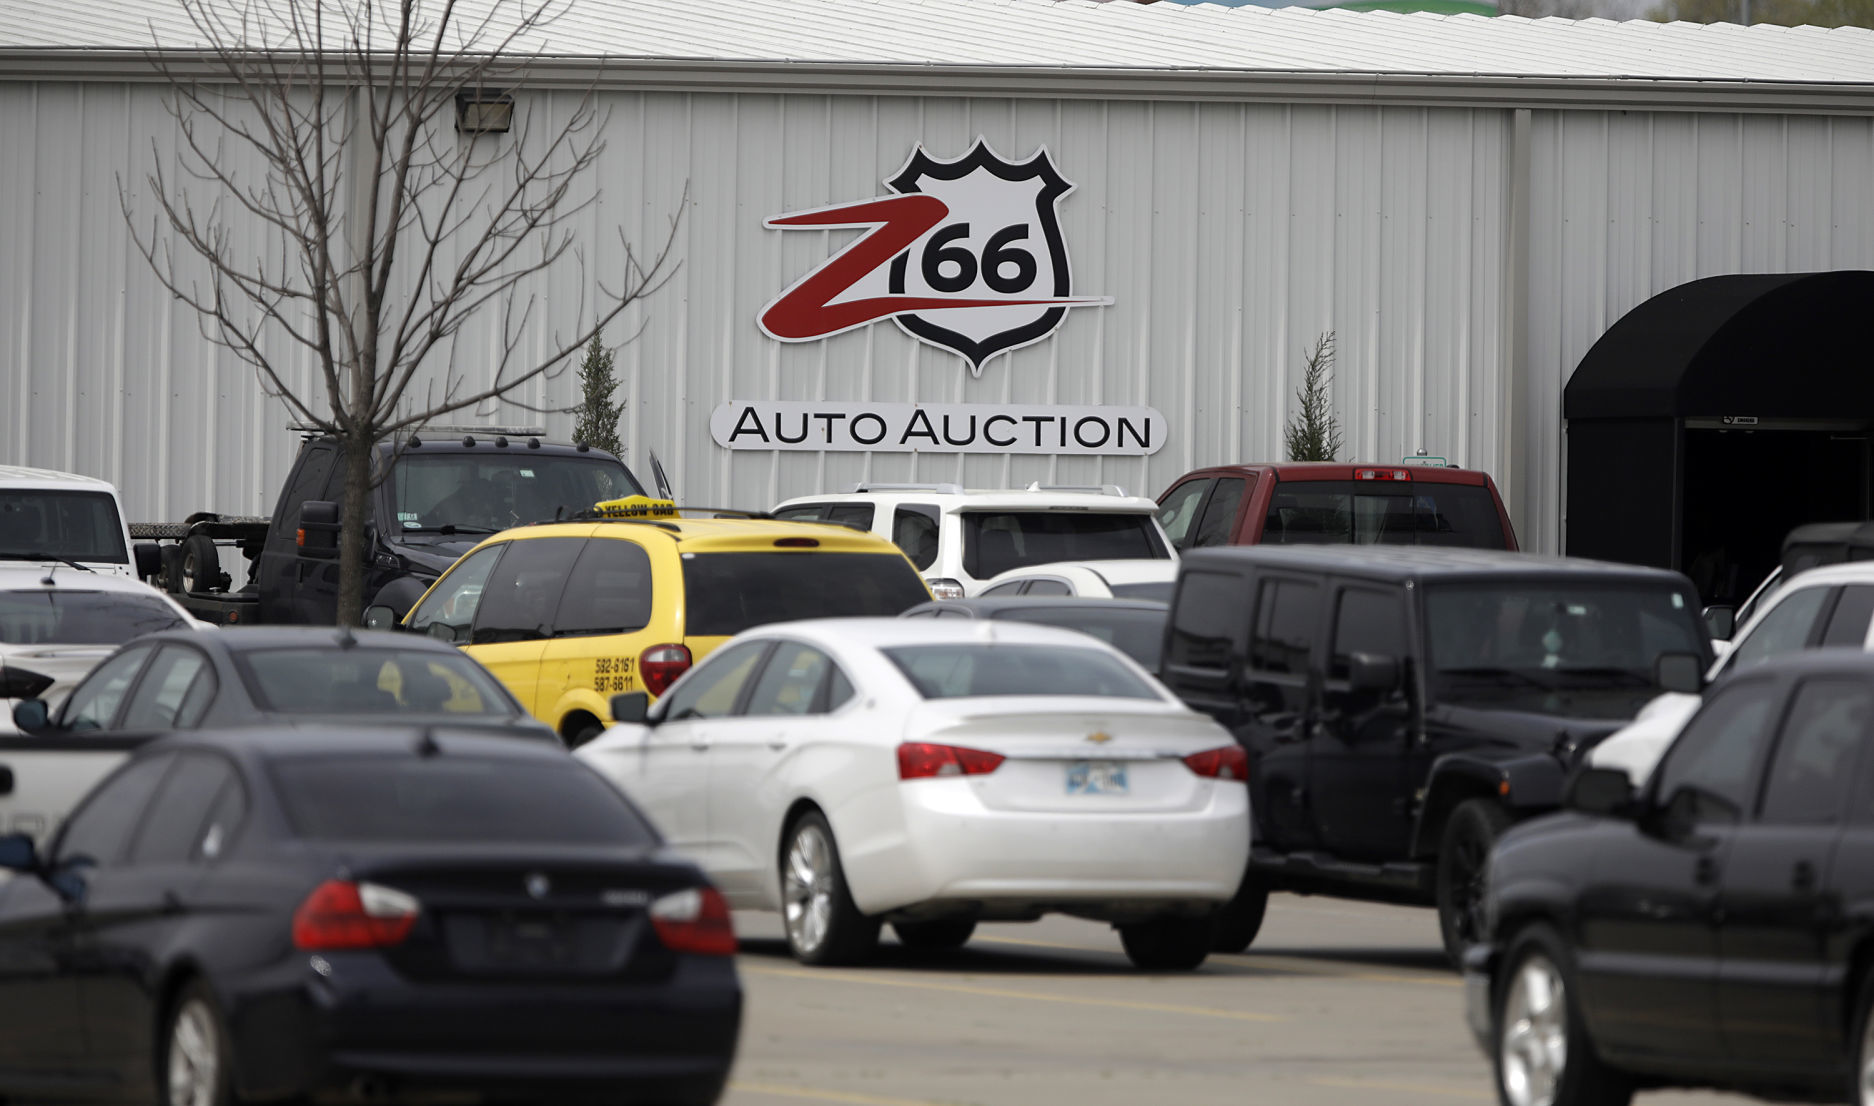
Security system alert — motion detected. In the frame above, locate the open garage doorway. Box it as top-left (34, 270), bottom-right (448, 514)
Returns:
top-left (1680, 421), bottom-right (1868, 605)
top-left (1565, 271), bottom-right (1874, 603)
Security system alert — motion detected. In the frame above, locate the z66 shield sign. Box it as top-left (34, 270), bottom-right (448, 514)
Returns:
top-left (758, 140), bottom-right (1111, 374)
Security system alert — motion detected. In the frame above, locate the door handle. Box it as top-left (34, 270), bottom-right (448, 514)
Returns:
top-left (689, 739), bottom-right (710, 752)
top-left (161, 891), bottom-right (184, 915)
top-left (767, 739), bottom-right (788, 751)
top-left (1694, 855), bottom-right (1719, 886)
top-left (1793, 860), bottom-right (1817, 891)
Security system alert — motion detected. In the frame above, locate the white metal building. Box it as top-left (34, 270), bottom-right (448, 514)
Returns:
top-left (2, 0), bottom-right (1872, 560)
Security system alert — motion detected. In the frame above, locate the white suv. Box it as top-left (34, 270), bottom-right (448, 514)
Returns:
top-left (1589, 560), bottom-right (1874, 782)
top-left (771, 483), bottom-right (1174, 598)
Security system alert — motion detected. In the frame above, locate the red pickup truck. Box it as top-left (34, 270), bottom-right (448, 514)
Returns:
top-left (1155, 463), bottom-right (1518, 552)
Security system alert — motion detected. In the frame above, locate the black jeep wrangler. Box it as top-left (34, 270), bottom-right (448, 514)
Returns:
top-left (1159, 546), bottom-right (1711, 963)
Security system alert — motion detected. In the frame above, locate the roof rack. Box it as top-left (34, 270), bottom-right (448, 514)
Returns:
top-left (850, 482), bottom-right (966, 495)
top-left (286, 422), bottom-right (548, 437)
top-left (1023, 482), bottom-right (1131, 497)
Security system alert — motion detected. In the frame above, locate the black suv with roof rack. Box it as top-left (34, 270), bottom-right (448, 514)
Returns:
top-left (1158, 545), bottom-right (1712, 964)
top-left (133, 427), bottom-right (645, 626)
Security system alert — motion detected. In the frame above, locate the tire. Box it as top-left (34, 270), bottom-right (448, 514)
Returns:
top-left (161, 979), bottom-right (234, 1106)
top-left (893, 919), bottom-right (976, 951)
top-left (780, 811), bottom-right (879, 966)
top-left (1849, 967), bottom-right (1874, 1106)
top-left (1437, 798), bottom-right (1514, 966)
top-left (177, 534), bottom-right (222, 595)
top-left (1211, 875), bottom-right (1270, 953)
top-left (1118, 916), bottom-right (1215, 971)
top-left (1493, 924), bottom-right (1632, 1106)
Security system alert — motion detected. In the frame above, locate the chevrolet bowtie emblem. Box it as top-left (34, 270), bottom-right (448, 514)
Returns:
top-left (1086, 731), bottom-right (1113, 744)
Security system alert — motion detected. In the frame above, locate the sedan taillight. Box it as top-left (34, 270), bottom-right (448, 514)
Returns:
top-left (640, 643), bottom-right (693, 697)
top-left (897, 742), bottom-right (1005, 779)
top-left (649, 887), bottom-right (737, 956)
top-left (1182, 745), bottom-right (1249, 781)
top-left (292, 880), bottom-right (420, 950)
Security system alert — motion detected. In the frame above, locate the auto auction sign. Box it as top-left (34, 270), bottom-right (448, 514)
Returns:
top-left (710, 402), bottom-right (1165, 456)
top-left (757, 140), bottom-right (1112, 373)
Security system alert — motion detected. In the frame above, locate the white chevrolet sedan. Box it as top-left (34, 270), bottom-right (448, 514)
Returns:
top-left (577, 618), bottom-right (1250, 970)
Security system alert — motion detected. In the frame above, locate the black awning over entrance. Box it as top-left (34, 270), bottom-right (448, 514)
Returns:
top-left (1564, 271), bottom-right (1874, 421)
top-left (1564, 271), bottom-right (1874, 604)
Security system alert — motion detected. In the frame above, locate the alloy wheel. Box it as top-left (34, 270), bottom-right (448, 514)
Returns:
top-left (167, 997), bottom-right (221, 1106)
top-left (1452, 829), bottom-right (1489, 946)
top-left (1499, 953), bottom-right (1569, 1106)
top-left (783, 822), bottom-right (833, 955)
top-left (1860, 997), bottom-right (1874, 1106)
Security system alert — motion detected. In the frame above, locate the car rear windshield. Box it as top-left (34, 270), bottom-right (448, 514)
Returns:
top-left (682, 552), bottom-right (930, 636)
top-left (272, 757), bottom-right (656, 844)
top-left (961, 512), bottom-right (1168, 578)
top-left (1425, 581), bottom-right (1707, 716)
top-left (1263, 481), bottom-right (1507, 549)
top-left (884, 644), bottom-right (1161, 700)
top-left (0, 491), bottom-right (128, 565)
top-left (992, 607), bottom-right (1169, 670)
top-left (234, 648), bottom-right (516, 717)
top-left (390, 454), bottom-right (643, 533)
top-left (0, 590), bottom-right (190, 645)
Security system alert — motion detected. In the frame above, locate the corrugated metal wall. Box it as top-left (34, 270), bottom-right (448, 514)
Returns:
top-left (2, 77), bottom-right (1866, 554)
top-left (1524, 110), bottom-right (1874, 554)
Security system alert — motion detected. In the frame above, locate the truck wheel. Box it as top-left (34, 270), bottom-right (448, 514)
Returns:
top-left (1118, 916), bottom-right (1214, 971)
top-left (1437, 798), bottom-right (1514, 966)
top-left (173, 535), bottom-right (221, 595)
top-left (1494, 924), bottom-right (1632, 1106)
top-left (1212, 875), bottom-right (1270, 953)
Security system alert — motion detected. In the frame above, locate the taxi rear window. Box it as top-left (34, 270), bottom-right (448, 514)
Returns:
top-left (682, 552), bottom-right (929, 636)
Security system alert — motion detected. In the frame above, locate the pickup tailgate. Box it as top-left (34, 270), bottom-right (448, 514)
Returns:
top-left (0, 734), bottom-right (149, 845)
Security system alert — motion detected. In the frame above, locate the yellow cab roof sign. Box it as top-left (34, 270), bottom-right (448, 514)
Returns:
top-left (593, 495), bottom-right (680, 519)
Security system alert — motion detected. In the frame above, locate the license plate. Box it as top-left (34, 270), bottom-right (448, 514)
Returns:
top-left (489, 915), bottom-right (570, 965)
top-left (1065, 760), bottom-right (1128, 796)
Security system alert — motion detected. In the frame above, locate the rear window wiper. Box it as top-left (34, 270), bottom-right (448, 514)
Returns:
top-left (0, 553), bottom-right (95, 572)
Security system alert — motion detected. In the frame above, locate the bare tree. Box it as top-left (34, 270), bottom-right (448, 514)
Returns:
top-left (122, 0), bottom-right (681, 624)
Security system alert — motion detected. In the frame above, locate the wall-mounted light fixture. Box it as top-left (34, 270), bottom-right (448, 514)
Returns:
top-left (455, 90), bottom-right (513, 135)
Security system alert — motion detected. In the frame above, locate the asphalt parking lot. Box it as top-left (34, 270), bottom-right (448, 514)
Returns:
top-left (721, 895), bottom-right (1750, 1106)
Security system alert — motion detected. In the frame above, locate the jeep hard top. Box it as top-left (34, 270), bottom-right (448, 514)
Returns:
top-left (1159, 544), bottom-right (1709, 963)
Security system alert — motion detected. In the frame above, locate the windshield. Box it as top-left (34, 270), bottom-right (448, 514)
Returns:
top-left (0, 590), bottom-right (189, 644)
top-left (390, 454), bottom-right (642, 533)
top-left (0, 491), bottom-right (128, 565)
top-left (1263, 481), bottom-right (1507, 549)
top-left (1425, 581), bottom-right (1706, 717)
top-left (884, 643), bottom-right (1161, 700)
top-left (273, 757), bottom-right (655, 844)
top-left (682, 552), bottom-right (930, 636)
top-left (992, 607), bottom-right (1168, 670)
top-left (234, 648), bottom-right (518, 717)
top-left (961, 512), bottom-right (1167, 579)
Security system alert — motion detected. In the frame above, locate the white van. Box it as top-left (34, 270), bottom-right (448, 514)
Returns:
top-left (0, 466), bottom-right (154, 578)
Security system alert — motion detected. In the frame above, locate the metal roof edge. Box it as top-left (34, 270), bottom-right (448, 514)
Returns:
top-left (2, 50), bottom-right (1873, 116)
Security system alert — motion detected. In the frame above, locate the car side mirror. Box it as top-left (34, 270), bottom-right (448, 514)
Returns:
top-left (1702, 604), bottom-right (1737, 642)
top-left (610, 691), bottom-right (651, 725)
top-left (11, 698), bottom-right (50, 735)
top-left (297, 500), bottom-right (340, 560)
top-left (1566, 767), bottom-right (1637, 818)
top-left (1, 665), bottom-right (54, 701)
top-left (1347, 652), bottom-right (1401, 694)
top-left (363, 605), bottom-right (401, 631)
top-left (133, 542), bottom-right (164, 580)
top-left (1655, 652), bottom-right (1706, 695)
top-left (0, 832), bottom-right (38, 874)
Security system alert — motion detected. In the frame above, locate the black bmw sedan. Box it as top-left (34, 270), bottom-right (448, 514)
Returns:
top-left (0, 727), bottom-right (742, 1106)
top-left (1465, 650), bottom-right (1874, 1106)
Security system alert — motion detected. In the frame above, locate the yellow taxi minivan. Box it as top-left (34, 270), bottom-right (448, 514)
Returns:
top-left (386, 498), bottom-right (932, 744)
